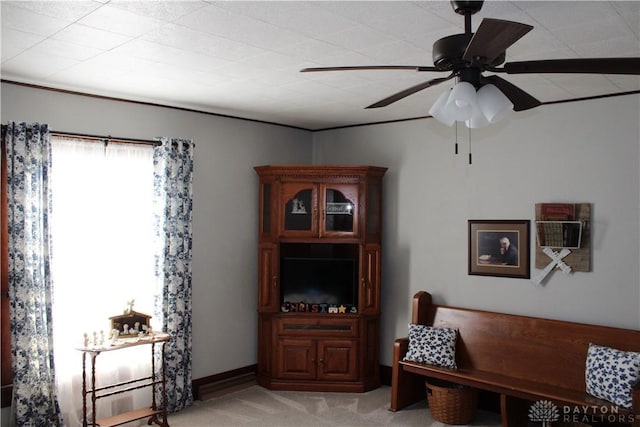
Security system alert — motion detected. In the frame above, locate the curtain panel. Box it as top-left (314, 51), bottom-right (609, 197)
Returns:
top-left (4, 127), bottom-right (195, 423)
top-left (3, 122), bottom-right (62, 426)
top-left (152, 137), bottom-right (195, 413)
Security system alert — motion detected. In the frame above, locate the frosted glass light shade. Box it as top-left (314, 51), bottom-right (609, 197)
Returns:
top-left (428, 89), bottom-right (455, 126)
top-left (445, 81), bottom-right (477, 121)
top-left (477, 84), bottom-right (514, 124)
top-left (465, 103), bottom-right (490, 128)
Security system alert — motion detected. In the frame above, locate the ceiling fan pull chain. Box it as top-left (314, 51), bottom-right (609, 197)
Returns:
top-left (454, 122), bottom-right (459, 155)
top-left (468, 127), bottom-right (472, 165)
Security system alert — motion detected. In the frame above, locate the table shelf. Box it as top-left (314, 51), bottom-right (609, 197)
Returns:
top-left (96, 407), bottom-right (163, 427)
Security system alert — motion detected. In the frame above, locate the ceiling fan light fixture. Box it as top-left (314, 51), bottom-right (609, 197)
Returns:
top-left (477, 83), bottom-right (514, 123)
top-left (428, 89), bottom-right (456, 126)
top-left (466, 103), bottom-right (491, 128)
top-left (445, 81), bottom-right (477, 121)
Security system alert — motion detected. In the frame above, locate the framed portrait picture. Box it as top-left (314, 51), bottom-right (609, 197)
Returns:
top-left (468, 220), bottom-right (530, 279)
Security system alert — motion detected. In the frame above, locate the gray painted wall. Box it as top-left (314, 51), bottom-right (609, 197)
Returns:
top-left (313, 94), bottom-right (640, 366)
top-left (2, 82), bottom-right (639, 384)
top-left (1, 82), bottom-right (311, 381)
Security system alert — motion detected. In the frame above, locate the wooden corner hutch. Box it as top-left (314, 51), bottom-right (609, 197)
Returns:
top-left (254, 165), bottom-right (386, 392)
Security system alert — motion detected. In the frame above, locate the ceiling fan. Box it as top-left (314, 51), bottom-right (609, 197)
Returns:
top-left (301, 0), bottom-right (640, 115)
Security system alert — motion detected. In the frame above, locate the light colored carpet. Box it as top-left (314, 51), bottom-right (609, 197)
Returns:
top-left (166, 385), bottom-right (502, 427)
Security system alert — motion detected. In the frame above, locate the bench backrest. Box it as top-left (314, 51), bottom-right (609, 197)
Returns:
top-left (412, 291), bottom-right (640, 392)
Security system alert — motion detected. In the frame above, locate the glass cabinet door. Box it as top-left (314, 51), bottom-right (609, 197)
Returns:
top-left (280, 183), bottom-right (318, 236)
top-left (322, 184), bottom-right (359, 237)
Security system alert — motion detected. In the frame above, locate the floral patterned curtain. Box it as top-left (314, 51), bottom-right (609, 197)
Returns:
top-left (3, 122), bottom-right (62, 426)
top-left (152, 137), bottom-right (194, 413)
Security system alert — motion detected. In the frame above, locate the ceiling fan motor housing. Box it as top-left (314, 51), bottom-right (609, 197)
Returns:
top-left (432, 34), bottom-right (506, 71)
top-left (432, 34), bottom-right (472, 70)
top-left (450, 0), bottom-right (484, 15)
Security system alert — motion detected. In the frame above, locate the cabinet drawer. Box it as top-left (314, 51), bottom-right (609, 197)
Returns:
top-left (275, 316), bottom-right (359, 338)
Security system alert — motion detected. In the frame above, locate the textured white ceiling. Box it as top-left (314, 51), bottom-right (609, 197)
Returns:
top-left (1, 1), bottom-right (638, 130)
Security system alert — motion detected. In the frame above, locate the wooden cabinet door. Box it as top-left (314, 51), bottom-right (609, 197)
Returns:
top-left (258, 243), bottom-right (279, 313)
top-left (317, 339), bottom-right (358, 382)
top-left (320, 183), bottom-right (359, 238)
top-left (280, 182), bottom-right (318, 238)
top-left (276, 338), bottom-right (317, 380)
top-left (360, 244), bottom-right (380, 315)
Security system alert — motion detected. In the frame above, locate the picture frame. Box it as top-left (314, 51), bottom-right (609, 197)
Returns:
top-left (468, 219), bottom-right (530, 279)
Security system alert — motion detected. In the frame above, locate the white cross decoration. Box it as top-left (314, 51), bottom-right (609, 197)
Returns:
top-left (125, 299), bottom-right (135, 314)
top-left (532, 247), bottom-right (572, 285)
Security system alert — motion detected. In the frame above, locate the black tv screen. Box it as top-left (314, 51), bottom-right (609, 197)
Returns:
top-left (280, 257), bottom-right (357, 306)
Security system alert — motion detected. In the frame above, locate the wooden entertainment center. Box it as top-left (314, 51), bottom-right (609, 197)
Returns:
top-left (254, 165), bottom-right (386, 392)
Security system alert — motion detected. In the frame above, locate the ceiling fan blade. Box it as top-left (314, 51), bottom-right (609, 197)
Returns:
top-left (483, 75), bottom-right (541, 111)
top-left (301, 65), bottom-right (439, 72)
top-left (365, 74), bottom-right (455, 109)
top-left (500, 58), bottom-right (640, 75)
top-left (463, 18), bottom-right (533, 64)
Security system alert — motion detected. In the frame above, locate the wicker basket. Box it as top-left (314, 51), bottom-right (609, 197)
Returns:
top-left (425, 379), bottom-right (478, 425)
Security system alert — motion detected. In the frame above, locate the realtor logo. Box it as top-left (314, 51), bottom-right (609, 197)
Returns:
top-left (529, 400), bottom-right (560, 423)
top-left (529, 400), bottom-right (638, 424)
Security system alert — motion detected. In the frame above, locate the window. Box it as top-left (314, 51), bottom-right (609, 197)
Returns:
top-left (49, 136), bottom-right (159, 423)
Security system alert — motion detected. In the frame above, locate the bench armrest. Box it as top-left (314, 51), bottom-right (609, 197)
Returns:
top-left (390, 337), bottom-right (425, 411)
top-left (393, 337), bottom-right (409, 362)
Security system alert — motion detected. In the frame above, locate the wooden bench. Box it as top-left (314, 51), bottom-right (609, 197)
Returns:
top-left (390, 291), bottom-right (640, 426)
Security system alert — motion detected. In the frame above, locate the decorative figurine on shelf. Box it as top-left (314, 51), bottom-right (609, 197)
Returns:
top-left (111, 329), bottom-right (119, 344)
top-left (291, 198), bottom-right (307, 214)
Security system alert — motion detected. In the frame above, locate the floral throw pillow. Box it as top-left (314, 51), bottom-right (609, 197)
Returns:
top-left (585, 343), bottom-right (640, 409)
top-left (403, 324), bottom-right (457, 369)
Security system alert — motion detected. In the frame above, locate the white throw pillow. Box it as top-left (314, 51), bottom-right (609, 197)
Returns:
top-left (403, 323), bottom-right (457, 369)
top-left (585, 343), bottom-right (640, 409)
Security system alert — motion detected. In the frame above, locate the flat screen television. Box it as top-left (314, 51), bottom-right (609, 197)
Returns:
top-left (280, 257), bottom-right (357, 307)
